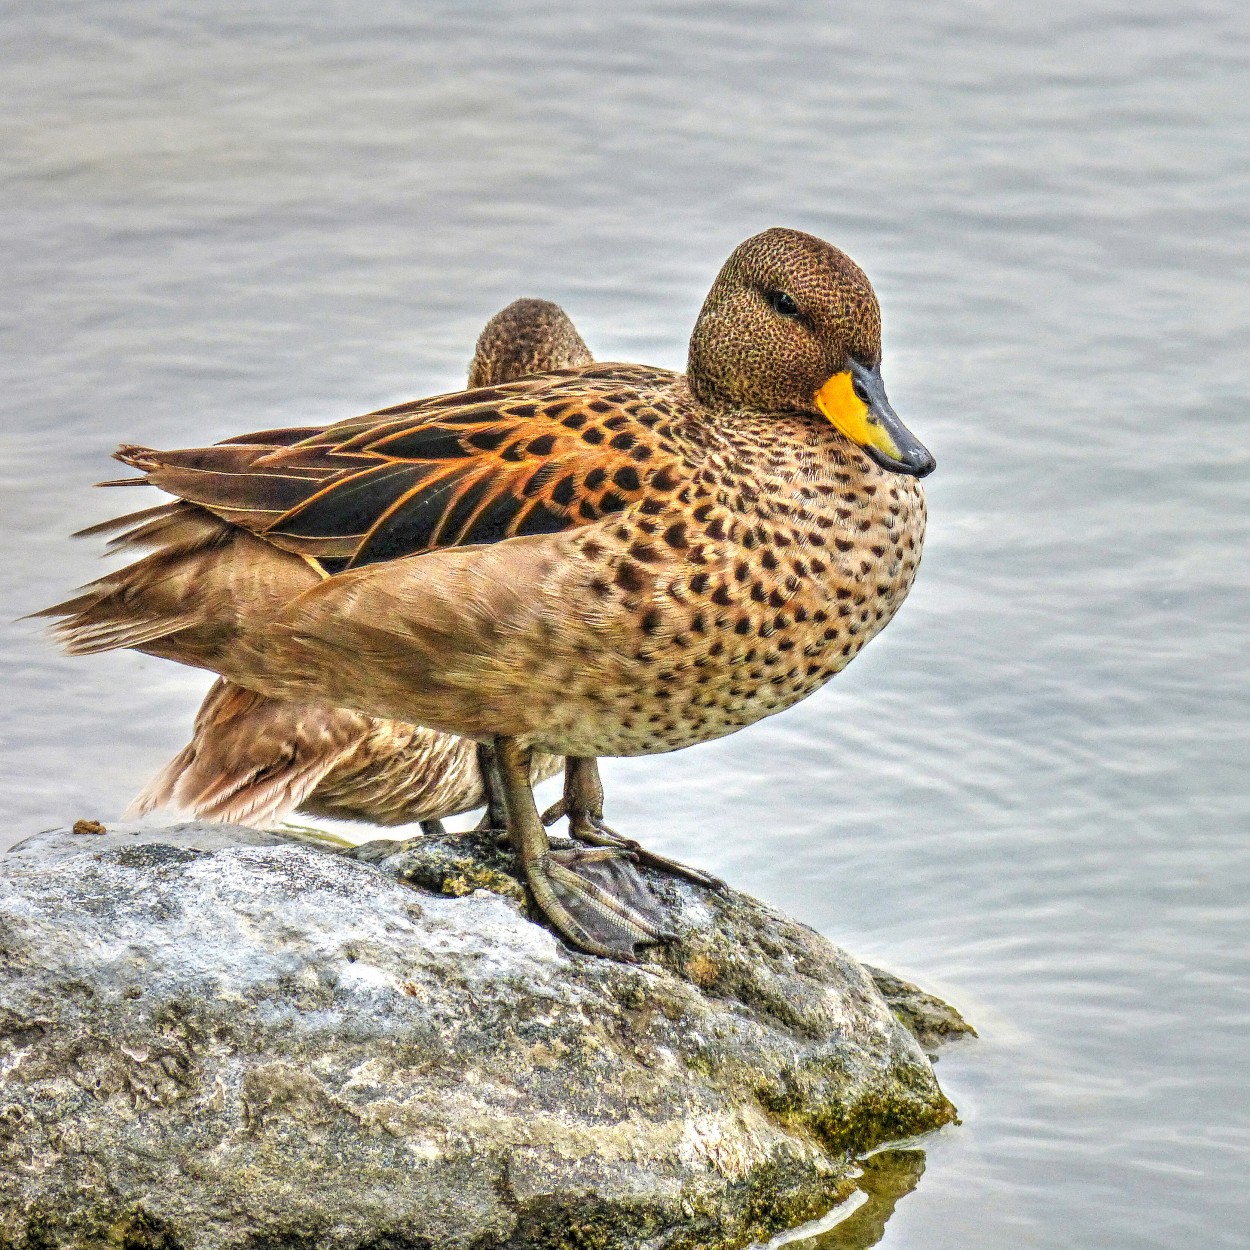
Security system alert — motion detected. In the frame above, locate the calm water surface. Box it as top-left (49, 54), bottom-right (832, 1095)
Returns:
top-left (3, 2), bottom-right (1248, 1246)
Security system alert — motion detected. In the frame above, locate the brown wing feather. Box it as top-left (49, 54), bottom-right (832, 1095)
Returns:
top-left (117, 365), bottom-right (683, 568)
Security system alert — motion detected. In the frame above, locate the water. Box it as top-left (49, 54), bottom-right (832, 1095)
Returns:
top-left (3, 2), bottom-right (1248, 1245)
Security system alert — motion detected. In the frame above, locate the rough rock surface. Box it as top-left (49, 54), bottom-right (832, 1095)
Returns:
top-left (0, 823), bottom-right (970, 1250)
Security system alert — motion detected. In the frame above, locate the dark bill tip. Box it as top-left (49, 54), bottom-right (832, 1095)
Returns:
top-left (851, 361), bottom-right (936, 479)
top-left (867, 442), bottom-right (937, 478)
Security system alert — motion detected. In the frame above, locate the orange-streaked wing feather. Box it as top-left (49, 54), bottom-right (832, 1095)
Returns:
top-left (118, 366), bottom-right (683, 568)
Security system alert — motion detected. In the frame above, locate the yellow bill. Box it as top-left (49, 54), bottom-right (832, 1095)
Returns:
top-left (814, 362), bottom-right (935, 478)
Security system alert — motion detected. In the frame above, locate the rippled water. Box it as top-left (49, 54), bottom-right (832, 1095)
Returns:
top-left (3, 2), bottom-right (1248, 1245)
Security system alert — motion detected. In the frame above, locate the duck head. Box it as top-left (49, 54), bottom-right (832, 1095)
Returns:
top-left (688, 227), bottom-right (935, 478)
top-left (469, 298), bottom-right (593, 388)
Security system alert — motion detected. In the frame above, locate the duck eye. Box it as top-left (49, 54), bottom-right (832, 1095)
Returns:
top-left (766, 290), bottom-right (800, 318)
top-left (852, 377), bottom-right (870, 403)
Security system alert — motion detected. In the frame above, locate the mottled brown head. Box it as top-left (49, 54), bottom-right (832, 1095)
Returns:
top-left (468, 298), bottom-right (593, 388)
top-left (688, 228), bottom-right (934, 476)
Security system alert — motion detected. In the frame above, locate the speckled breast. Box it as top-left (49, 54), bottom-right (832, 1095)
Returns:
top-left (532, 414), bottom-right (927, 758)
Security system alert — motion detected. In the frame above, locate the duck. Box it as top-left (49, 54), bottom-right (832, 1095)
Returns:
top-left (41, 227), bottom-right (935, 960)
top-left (127, 299), bottom-right (590, 833)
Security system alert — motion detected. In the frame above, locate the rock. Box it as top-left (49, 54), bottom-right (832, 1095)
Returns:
top-left (0, 823), bottom-right (964, 1250)
top-left (863, 967), bottom-right (976, 1056)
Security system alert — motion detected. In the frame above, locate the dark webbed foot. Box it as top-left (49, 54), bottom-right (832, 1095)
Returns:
top-left (545, 844), bottom-right (677, 957)
top-left (570, 814), bottom-right (725, 891)
top-left (494, 738), bottom-right (671, 961)
top-left (544, 757), bottom-right (725, 892)
top-left (419, 818), bottom-right (448, 837)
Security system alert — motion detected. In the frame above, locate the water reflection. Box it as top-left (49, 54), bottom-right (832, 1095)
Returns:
top-left (768, 1149), bottom-right (927, 1250)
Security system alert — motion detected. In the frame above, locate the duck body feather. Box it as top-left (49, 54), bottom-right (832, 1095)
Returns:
top-left (110, 300), bottom-right (593, 830)
top-left (97, 363), bottom-right (923, 760)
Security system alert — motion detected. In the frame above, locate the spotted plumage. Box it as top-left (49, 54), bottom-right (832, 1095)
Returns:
top-left (101, 372), bottom-right (923, 761)
top-left (41, 228), bottom-right (935, 959)
top-left (467, 296), bottom-right (592, 387)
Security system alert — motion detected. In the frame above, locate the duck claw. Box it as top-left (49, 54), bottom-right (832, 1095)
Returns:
top-left (571, 815), bottom-right (725, 892)
top-left (539, 796), bottom-right (567, 826)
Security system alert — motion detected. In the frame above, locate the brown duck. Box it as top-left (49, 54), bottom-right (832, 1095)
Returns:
top-left (128, 299), bottom-right (591, 832)
top-left (42, 227), bottom-right (935, 960)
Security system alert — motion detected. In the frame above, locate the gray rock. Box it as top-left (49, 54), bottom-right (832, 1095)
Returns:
top-left (0, 823), bottom-right (965, 1250)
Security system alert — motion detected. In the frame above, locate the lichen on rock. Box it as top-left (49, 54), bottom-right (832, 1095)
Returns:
top-left (0, 823), bottom-right (967, 1250)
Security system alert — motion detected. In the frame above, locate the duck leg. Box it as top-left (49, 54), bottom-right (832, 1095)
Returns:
top-left (494, 737), bottom-right (673, 960)
top-left (473, 741), bottom-right (509, 834)
top-left (542, 757), bottom-right (725, 891)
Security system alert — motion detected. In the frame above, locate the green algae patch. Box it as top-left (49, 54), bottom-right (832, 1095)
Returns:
top-left (354, 833), bottom-right (529, 905)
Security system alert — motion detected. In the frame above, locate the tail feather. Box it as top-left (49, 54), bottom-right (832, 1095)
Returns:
top-left (73, 502), bottom-right (175, 540)
top-left (94, 505), bottom-right (234, 554)
top-left (51, 608), bottom-right (200, 657)
top-left (127, 744), bottom-right (335, 829)
top-left (128, 679), bottom-right (370, 828)
top-left (37, 501), bottom-right (320, 672)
